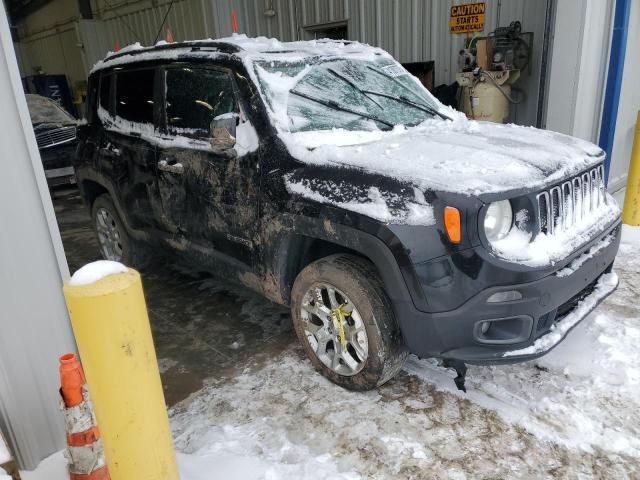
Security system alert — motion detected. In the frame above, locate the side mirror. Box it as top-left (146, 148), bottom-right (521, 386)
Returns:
top-left (210, 113), bottom-right (238, 151)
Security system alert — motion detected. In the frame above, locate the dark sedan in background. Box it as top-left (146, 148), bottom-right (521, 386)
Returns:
top-left (25, 94), bottom-right (78, 188)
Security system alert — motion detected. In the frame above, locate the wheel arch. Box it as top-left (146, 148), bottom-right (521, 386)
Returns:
top-left (78, 174), bottom-right (149, 242)
top-left (271, 234), bottom-right (363, 305)
top-left (80, 179), bottom-right (108, 209)
top-left (265, 218), bottom-right (414, 313)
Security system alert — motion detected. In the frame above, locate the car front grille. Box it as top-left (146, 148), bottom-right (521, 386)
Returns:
top-left (536, 164), bottom-right (606, 235)
top-left (35, 126), bottom-right (76, 150)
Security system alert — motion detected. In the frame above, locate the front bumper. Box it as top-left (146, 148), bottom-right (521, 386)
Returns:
top-left (397, 222), bottom-right (621, 363)
top-left (41, 141), bottom-right (77, 187)
top-left (45, 166), bottom-right (76, 187)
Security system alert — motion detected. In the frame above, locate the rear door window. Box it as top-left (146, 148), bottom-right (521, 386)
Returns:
top-left (87, 77), bottom-right (98, 122)
top-left (165, 67), bottom-right (236, 137)
top-left (115, 68), bottom-right (155, 124)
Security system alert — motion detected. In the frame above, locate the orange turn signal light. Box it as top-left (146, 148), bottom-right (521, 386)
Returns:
top-left (444, 206), bottom-right (462, 244)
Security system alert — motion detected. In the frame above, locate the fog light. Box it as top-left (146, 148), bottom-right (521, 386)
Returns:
top-left (475, 316), bottom-right (534, 344)
top-left (487, 290), bottom-right (522, 303)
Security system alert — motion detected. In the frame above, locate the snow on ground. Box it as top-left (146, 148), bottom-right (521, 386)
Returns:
top-left (0, 436), bottom-right (12, 480)
top-left (20, 451), bottom-right (67, 480)
top-left (171, 227), bottom-right (640, 478)
top-left (22, 226), bottom-right (640, 478)
top-left (171, 225), bottom-right (640, 477)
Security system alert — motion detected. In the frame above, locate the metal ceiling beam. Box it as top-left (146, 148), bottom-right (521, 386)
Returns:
top-left (5, 0), bottom-right (54, 23)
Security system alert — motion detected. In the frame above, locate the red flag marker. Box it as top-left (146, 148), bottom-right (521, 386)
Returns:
top-left (231, 9), bottom-right (238, 33)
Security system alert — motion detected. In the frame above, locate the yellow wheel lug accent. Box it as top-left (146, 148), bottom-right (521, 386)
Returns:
top-left (330, 304), bottom-right (348, 351)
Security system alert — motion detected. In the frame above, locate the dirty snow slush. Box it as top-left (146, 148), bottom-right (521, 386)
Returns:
top-left (167, 226), bottom-right (640, 479)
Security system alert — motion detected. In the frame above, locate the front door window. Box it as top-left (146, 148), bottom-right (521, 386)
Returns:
top-left (165, 67), bottom-right (236, 138)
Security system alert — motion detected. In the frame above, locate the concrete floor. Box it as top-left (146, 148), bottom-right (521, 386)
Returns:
top-left (52, 187), bottom-right (294, 407)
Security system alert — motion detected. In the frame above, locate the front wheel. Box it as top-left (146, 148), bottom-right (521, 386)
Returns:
top-left (291, 254), bottom-right (407, 390)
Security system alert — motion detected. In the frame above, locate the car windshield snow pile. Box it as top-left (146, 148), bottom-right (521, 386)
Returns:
top-left (254, 57), bottom-right (446, 133)
top-left (25, 94), bottom-right (75, 125)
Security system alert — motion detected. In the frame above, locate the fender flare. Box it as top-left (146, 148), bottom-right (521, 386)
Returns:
top-left (77, 171), bottom-right (151, 243)
top-left (266, 215), bottom-right (419, 326)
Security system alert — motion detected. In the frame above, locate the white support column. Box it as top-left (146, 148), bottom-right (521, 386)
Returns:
top-left (544, 0), bottom-right (614, 141)
top-left (0, 3), bottom-right (77, 471)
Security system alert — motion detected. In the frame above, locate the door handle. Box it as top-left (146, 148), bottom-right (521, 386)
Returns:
top-left (158, 159), bottom-right (184, 175)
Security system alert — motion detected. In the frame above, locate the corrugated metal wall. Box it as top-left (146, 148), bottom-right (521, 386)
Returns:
top-left (14, 23), bottom-right (87, 91)
top-left (86, 0), bottom-right (547, 125)
top-left (15, 0), bottom-right (548, 125)
top-left (90, 0), bottom-right (209, 48)
top-left (13, 0), bottom-right (86, 94)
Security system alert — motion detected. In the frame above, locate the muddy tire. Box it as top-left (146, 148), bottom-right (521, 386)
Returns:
top-left (91, 194), bottom-right (150, 269)
top-left (291, 254), bottom-right (408, 390)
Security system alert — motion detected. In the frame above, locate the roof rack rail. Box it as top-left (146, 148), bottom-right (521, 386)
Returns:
top-left (314, 38), bottom-right (356, 44)
top-left (102, 40), bottom-right (241, 64)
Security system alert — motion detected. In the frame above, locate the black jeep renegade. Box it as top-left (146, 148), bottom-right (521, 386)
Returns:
top-left (76, 36), bottom-right (621, 390)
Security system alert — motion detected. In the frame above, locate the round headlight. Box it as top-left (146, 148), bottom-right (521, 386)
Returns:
top-left (484, 200), bottom-right (513, 242)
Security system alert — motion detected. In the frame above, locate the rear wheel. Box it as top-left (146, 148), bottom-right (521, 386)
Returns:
top-left (291, 254), bottom-right (407, 390)
top-left (91, 194), bottom-right (149, 268)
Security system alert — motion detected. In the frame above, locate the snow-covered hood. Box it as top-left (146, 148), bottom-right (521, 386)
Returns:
top-left (281, 115), bottom-right (604, 197)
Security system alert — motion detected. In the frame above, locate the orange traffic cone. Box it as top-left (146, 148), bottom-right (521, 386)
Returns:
top-left (59, 354), bottom-right (110, 480)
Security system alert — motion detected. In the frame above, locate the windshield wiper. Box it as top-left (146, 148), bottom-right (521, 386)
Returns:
top-left (327, 68), bottom-right (383, 109)
top-left (290, 89), bottom-right (394, 129)
top-left (366, 66), bottom-right (452, 121)
top-left (328, 67), bottom-right (440, 118)
top-left (361, 89), bottom-right (452, 121)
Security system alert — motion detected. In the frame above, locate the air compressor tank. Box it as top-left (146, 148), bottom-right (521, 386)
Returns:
top-left (456, 69), bottom-right (520, 123)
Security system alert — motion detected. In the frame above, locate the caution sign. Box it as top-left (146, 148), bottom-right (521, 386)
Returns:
top-left (450, 2), bottom-right (486, 33)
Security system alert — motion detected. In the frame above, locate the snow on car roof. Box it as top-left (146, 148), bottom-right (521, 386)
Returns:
top-left (90, 34), bottom-right (386, 73)
top-left (219, 33), bottom-right (386, 57)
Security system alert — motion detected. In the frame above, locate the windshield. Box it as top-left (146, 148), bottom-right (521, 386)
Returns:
top-left (25, 94), bottom-right (75, 125)
top-left (254, 56), bottom-right (444, 133)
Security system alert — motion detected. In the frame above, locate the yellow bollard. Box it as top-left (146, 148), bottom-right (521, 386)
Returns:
top-left (63, 267), bottom-right (179, 480)
top-left (622, 111), bottom-right (640, 225)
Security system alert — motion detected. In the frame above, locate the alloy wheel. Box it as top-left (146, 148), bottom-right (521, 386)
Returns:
top-left (300, 283), bottom-right (369, 376)
top-left (95, 207), bottom-right (123, 262)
